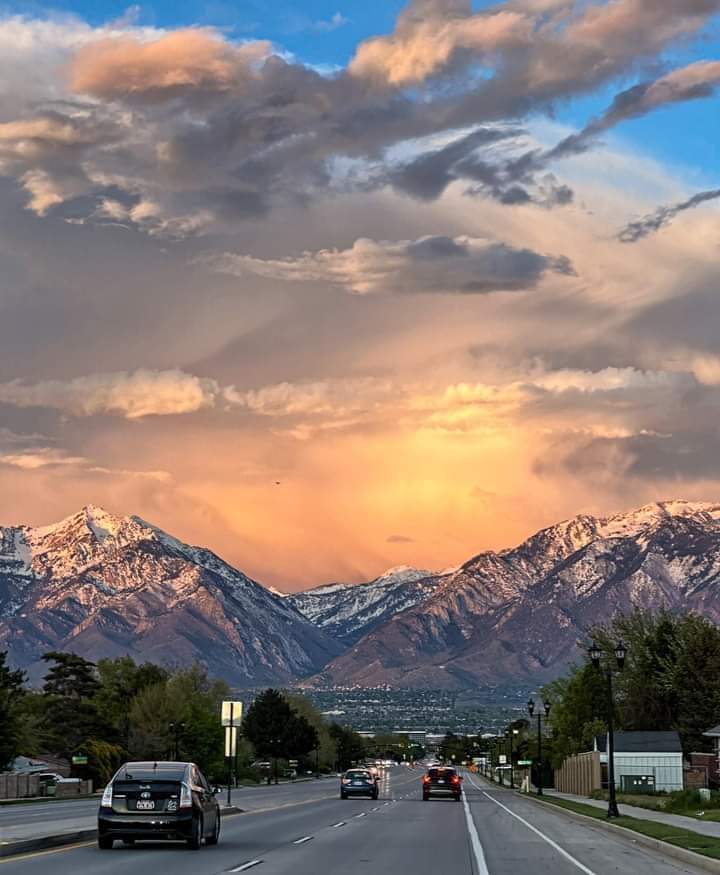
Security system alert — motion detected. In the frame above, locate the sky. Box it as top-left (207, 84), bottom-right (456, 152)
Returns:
top-left (1, 1), bottom-right (720, 590)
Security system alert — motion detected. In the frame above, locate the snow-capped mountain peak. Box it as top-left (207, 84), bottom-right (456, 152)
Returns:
top-left (0, 507), bottom-right (341, 685)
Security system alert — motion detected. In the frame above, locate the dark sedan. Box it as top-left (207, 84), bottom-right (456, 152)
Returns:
top-left (340, 768), bottom-right (379, 799)
top-left (98, 761), bottom-right (220, 850)
top-left (422, 766), bottom-right (462, 801)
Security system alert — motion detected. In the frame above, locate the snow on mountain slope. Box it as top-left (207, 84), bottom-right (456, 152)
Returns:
top-left (0, 506), bottom-right (342, 685)
top-left (308, 501), bottom-right (720, 690)
top-left (286, 566), bottom-right (443, 644)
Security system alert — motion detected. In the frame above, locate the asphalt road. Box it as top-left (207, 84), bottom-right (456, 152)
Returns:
top-left (0, 768), bottom-right (710, 874)
top-left (0, 778), bottom-right (336, 832)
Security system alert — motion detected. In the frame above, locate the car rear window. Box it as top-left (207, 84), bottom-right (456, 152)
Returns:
top-left (117, 764), bottom-right (187, 781)
top-left (428, 768), bottom-right (456, 778)
top-left (346, 771), bottom-right (370, 779)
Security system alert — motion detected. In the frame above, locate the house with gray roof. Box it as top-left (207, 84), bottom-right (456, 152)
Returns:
top-left (592, 731), bottom-right (683, 793)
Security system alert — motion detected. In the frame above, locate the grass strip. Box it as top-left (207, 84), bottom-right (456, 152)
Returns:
top-left (537, 795), bottom-right (720, 861)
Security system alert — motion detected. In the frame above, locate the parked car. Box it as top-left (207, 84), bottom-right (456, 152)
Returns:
top-left (422, 766), bottom-right (462, 801)
top-left (98, 761), bottom-right (220, 850)
top-left (340, 768), bottom-right (379, 800)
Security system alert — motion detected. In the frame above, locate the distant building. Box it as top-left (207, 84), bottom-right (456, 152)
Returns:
top-left (593, 731), bottom-right (683, 793)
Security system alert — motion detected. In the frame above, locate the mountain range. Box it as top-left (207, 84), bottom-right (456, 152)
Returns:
top-left (0, 506), bottom-right (341, 685)
top-left (2, 500), bottom-right (720, 689)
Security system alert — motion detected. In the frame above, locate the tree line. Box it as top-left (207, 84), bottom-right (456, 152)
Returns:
top-left (0, 650), bottom-right (419, 785)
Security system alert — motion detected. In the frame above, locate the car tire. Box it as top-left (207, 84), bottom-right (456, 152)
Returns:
top-left (423, 795), bottom-right (429, 801)
top-left (454, 795), bottom-right (461, 802)
top-left (341, 792), bottom-right (347, 799)
top-left (98, 836), bottom-right (114, 850)
top-left (206, 814), bottom-right (220, 846)
top-left (187, 815), bottom-right (203, 850)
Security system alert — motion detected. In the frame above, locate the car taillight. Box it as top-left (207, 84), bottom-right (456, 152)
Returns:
top-left (342, 778), bottom-right (351, 785)
top-left (423, 776), bottom-right (431, 783)
top-left (180, 782), bottom-right (193, 809)
top-left (101, 784), bottom-right (113, 807)
top-left (452, 776), bottom-right (461, 784)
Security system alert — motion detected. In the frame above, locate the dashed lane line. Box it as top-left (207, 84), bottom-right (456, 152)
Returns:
top-left (229, 861), bottom-right (263, 872)
top-left (331, 821), bottom-right (346, 828)
top-left (292, 836), bottom-right (313, 845)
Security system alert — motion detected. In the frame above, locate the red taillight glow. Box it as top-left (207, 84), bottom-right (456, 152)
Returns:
top-left (423, 776), bottom-right (431, 783)
top-left (452, 776), bottom-right (461, 784)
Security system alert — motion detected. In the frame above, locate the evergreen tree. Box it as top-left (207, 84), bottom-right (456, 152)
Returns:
top-left (0, 651), bottom-right (26, 769)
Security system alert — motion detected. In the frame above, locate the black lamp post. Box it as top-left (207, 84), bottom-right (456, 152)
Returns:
top-left (507, 728), bottom-right (520, 789)
top-left (168, 721), bottom-right (186, 761)
top-left (589, 639), bottom-right (627, 819)
top-left (527, 699), bottom-right (551, 796)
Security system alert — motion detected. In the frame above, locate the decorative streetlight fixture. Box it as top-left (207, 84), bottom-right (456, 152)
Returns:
top-left (527, 699), bottom-right (551, 796)
top-left (588, 639), bottom-right (627, 818)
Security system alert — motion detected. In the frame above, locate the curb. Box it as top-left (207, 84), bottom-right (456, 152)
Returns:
top-left (522, 794), bottom-right (720, 875)
top-left (0, 806), bottom-right (244, 859)
top-left (0, 829), bottom-right (98, 858)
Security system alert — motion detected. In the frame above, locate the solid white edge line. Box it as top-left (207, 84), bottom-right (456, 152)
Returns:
top-left (230, 860), bottom-right (263, 872)
top-left (465, 774), bottom-right (597, 875)
top-left (461, 789), bottom-right (491, 875)
top-left (293, 836), bottom-right (313, 844)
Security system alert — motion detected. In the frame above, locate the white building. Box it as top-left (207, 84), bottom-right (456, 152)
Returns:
top-left (593, 731), bottom-right (683, 793)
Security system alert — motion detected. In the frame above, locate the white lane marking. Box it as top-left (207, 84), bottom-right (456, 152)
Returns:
top-left (230, 861), bottom-right (263, 872)
top-left (461, 790), bottom-right (491, 875)
top-left (331, 821), bottom-right (346, 828)
top-left (471, 780), bottom-right (598, 875)
top-left (292, 835), bottom-right (313, 845)
top-left (354, 812), bottom-right (368, 818)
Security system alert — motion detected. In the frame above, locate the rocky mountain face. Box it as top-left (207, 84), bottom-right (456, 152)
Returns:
top-left (286, 566), bottom-right (445, 645)
top-left (306, 501), bottom-right (720, 690)
top-left (0, 506), bottom-right (341, 686)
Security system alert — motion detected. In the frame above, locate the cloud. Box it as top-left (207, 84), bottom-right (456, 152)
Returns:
top-left (0, 446), bottom-right (170, 480)
top-left (313, 13), bottom-right (349, 32)
top-left (70, 29), bottom-right (274, 101)
top-left (618, 188), bottom-right (720, 242)
top-left (0, 4), bottom-right (718, 226)
top-left (0, 369), bottom-right (219, 419)
top-left (208, 235), bottom-right (576, 295)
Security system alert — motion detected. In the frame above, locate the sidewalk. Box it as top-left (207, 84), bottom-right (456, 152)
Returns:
top-left (545, 789), bottom-right (720, 839)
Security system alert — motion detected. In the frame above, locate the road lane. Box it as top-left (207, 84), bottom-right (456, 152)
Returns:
top-left (5, 766), bottom-right (705, 875)
top-left (463, 771), bottom-right (707, 875)
top-left (0, 768), bottom-right (421, 873)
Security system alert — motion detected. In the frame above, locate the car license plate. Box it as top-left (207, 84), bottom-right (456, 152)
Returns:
top-left (353, 781), bottom-right (363, 785)
top-left (438, 780), bottom-right (445, 784)
top-left (136, 800), bottom-right (155, 810)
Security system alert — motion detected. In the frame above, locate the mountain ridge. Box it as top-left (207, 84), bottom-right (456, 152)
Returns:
top-left (305, 500), bottom-right (720, 689)
top-left (0, 505), bottom-right (342, 685)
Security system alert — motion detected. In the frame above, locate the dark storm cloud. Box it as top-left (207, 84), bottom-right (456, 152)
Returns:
top-left (618, 188), bottom-right (720, 243)
top-left (209, 234), bottom-right (577, 296)
top-left (2, 1), bottom-right (720, 229)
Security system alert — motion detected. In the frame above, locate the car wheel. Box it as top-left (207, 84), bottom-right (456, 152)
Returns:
top-left (455, 795), bottom-right (461, 802)
top-left (423, 795), bottom-right (429, 801)
top-left (98, 836), bottom-right (114, 850)
top-left (206, 814), bottom-right (221, 846)
top-left (187, 815), bottom-right (203, 850)
top-left (341, 792), bottom-right (347, 799)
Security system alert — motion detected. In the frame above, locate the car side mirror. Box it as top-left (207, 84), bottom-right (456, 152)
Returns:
top-left (213, 787), bottom-right (221, 795)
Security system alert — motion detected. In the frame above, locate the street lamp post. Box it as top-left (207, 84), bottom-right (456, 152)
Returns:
top-left (589, 639), bottom-right (627, 819)
top-left (168, 721), bottom-right (186, 761)
top-left (507, 728), bottom-right (519, 789)
top-left (527, 699), bottom-right (551, 796)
